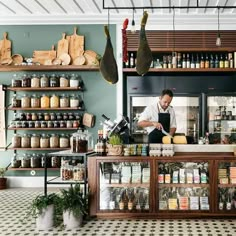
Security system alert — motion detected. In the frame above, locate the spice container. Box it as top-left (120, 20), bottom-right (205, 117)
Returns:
top-left (59, 74), bottom-right (69, 87)
top-left (40, 74), bottom-right (49, 87)
top-left (12, 94), bottom-right (21, 107)
top-left (41, 154), bottom-right (51, 168)
top-left (41, 121), bottom-right (47, 128)
top-left (19, 112), bottom-right (26, 121)
top-left (50, 113), bottom-right (56, 121)
top-left (31, 74), bottom-right (40, 88)
top-left (21, 74), bottom-right (31, 87)
top-left (44, 113), bottom-right (50, 121)
top-left (63, 113), bottom-right (69, 120)
top-left (68, 113), bottom-right (74, 120)
top-left (21, 94), bottom-right (31, 108)
top-left (11, 154), bottom-right (21, 168)
top-left (59, 134), bottom-right (70, 148)
top-left (16, 121), bottom-right (22, 128)
top-left (69, 74), bottom-right (79, 87)
top-left (30, 154), bottom-right (41, 168)
top-left (26, 112), bottom-right (32, 121)
top-left (53, 121), bottom-right (60, 128)
top-left (31, 134), bottom-right (40, 148)
top-left (50, 74), bottom-right (59, 87)
top-left (31, 95), bottom-right (40, 108)
top-left (60, 120), bottom-right (66, 128)
top-left (38, 113), bottom-right (43, 121)
top-left (21, 154), bottom-right (30, 168)
top-left (60, 94), bottom-right (69, 108)
top-left (51, 156), bottom-right (61, 168)
top-left (35, 121), bottom-right (41, 128)
top-left (12, 74), bottom-right (22, 87)
top-left (66, 120), bottom-right (73, 128)
top-left (12, 134), bottom-right (21, 148)
top-left (70, 94), bottom-right (80, 108)
top-left (28, 121), bottom-right (35, 128)
top-left (40, 134), bottom-right (50, 148)
top-left (47, 120), bottom-right (53, 128)
top-left (22, 121), bottom-right (28, 128)
top-left (56, 113), bottom-right (62, 120)
top-left (50, 134), bottom-right (59, 148)
top-left (21, 134), bottom-right (31, 148)
top-left (31, 113), bottom-right (38, 121)
top-left (41, 94), bottom-right (50, 108)
top-left (50, 94), bottom-right (59, 108)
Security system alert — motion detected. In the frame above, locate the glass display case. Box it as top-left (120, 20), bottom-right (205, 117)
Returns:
top-left (99, 161), bottom-right (150, 211)
top-left (207, 95), bottom-right (236, 144)
top-left (157, 161), bottom-right (210, 211)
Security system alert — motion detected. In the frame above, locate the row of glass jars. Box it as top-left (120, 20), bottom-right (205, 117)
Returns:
top-left (12, 133), bottom-right (70, 148)
top-left (12, 94), bottom-right (81, 108)
top-left (12, 73), bottom-right (83, 88)
top-left (60, 163), bottom-right (85, 181)
top-left (13, 112), bottom-right (82, 121)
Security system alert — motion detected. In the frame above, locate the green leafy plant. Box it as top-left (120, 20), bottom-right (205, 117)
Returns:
top-left (0, 167), bottom-right (7, 178)
top-left (60, 183), bottom-right (88, 218)
top-left (109, 134), bottom-right (123, 145)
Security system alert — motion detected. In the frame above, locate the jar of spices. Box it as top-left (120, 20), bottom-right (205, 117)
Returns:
top-left (30, 154), bottom-right (41, 168)
top-left (31, 74), bottom-right (40, 88)
top-left (35, 121), bottom-right (41, 128)
top-left (21, 154), bottom-right (30, 168)
top-left (44, 113), bottom-right (50, 121)
top-left (51, 156), bottom-right (61, 168)
top-left (38, 113), bottom-right (43, 121)
top-left (19, 112), bottom-right (26, 121)
top-left (31, 113), bottom-right (38, 121)
top-left (49, 113), bottom-right (56, 121)
top-left (74, 113), bottom-right (81, 121)
top-left (60, 120), bottom-right (66, 128)
top-left (50, 94), bottom-right (59, 108)
top-left (50, 134), bottom-right (59, 148)
top-left (68, 113), bottom-right (74, 120)
top-left (49, 74), bottom-right (59, 87)
top-left (11, 154), bottom-right (21, 168)
top-left (40, 134), bottom-right (50, 148)
top-left (21, 134), bottom-right (31, 148)
top-left (12, 134), bottom-right (21, 148)
top-left (73, 120), bottom-right (79, 128)
top-left (26, 113), bottom-right (32, 121)
top-left (31, 134), bottom-right (40, 148)
top-left (31, 95), bottom-right (40, 108)
top-left (16, 121), bottom-right (22, 128)
top-left (70, 94), bottom-right (80, 108)
top-left (56, 113), bottom-right (62, 120)
top-left (59, 134), bottom-right (70, 148)
top-left (59, 74), bottom-right (69, 87)
top-left (12, 74), bottom-right (22, 87)
top-left (21, 74), bottom-right (31, 87)
top-left (60, 94), bottom-right (69, 108)
top-left (40, 74), bottom-right (49, 87)
top-left (53, 121), bottom-right (60, 128)
top-left (63, 113), bottom-right (69, 120)
top-left (47, 120), bottom-right (53, 128)
top-left (66, 120), bottom-right (73, 128)
top-left (41, 94), bottom-right (50, 108)
top-left (28, 121), bottom-right (35, 128)
top-left (21, 94), bottom-right (31, 108)
top-left (22, 121), bottom-right (28, 128)
top-left (41, 121), bottom-right (47, 128)
top-left (41, 154), bottom-right (51, 168)
top-left (69, 74), bottom-right (79, 87)
top-left (12, 94), bottom-right (21, 108)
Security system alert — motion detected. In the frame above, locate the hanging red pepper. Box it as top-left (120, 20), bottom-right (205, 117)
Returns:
top-left (122, 18), bottom-right (129, 63)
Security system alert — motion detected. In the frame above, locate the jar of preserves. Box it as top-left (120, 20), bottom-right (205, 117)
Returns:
top-left (70, 94), bottom-right (80, 108)
top-left (21, 134), bottom-right (31, 148)
top-left (74, 113), bottom-right (82, 121)
top-left (31, 134), bottom-right (40, 148)
top-left (40, 134), bottom-right (50, 148)
top-left (56, 113), bottom-right (62, 120)
top-left (41, 121), bottom-right (47, 128)
top-left (49, 74), bottom-right (59, 87)
top-left (21, 74), bottom-right (31, 87)
top-left (60, 94), bottom-right (69, 108)
top-left (35, 121), bottom-right (41, 128)
top-left (44, 113), bottom-right (50, 121)
top-left (31, 113), bottom-right (38, 121)
top-left (59, 134), bottom-right (70, 148)
top-left (50, 94), bottom-right (59, 108)
top-left (73, 120), bottom-right (79, 128)
top-left (50, 134), bottom-right (59, 148)
top-left (31, 74), bottom-right (40, 88)
top-left (69, 74), bottom-right (79, 87)
top-left (59, 74), bottom-right (69, 87)
top-left (28, 121), bottom-right (35, 128)
top-left (50, 113), bottom-right (56, 121)
top-left (12, 74), bottom-right (22, 87)
top-left (11, 154), bottom-right (21, 168)
top-left (63, 113), bottom-right (69, 120)
top-left (12, 134), bottom-right (21, 148)
top-left (66, 120), bottom-right (73, 128)
top-left (38, 113), bottom-right (43, 121)
top-left (21, 94), bottom-right (31, 108)
top-left (40, 74), bottom-right (49, 87)
top-left (26, 112), bottom-right (32, 121)
top-left (40, 94), bottom-right (50, 108)
top-left (30, 153), bottom-right (41, 168)
top-left (31, 95), bottom-right (40, 108)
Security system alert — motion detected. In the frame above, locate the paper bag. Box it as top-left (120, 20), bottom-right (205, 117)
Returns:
top-left (83, 113), bottom-right (95, 128)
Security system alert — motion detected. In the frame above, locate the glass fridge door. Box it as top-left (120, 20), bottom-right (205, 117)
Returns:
top-left (130, 95), bottom-right (200, 143)
top-left (207, 95), bottom-right (236, 144)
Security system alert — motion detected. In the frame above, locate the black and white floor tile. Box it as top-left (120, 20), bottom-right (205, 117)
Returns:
top-left (1, 188), bottom-right (236, 236)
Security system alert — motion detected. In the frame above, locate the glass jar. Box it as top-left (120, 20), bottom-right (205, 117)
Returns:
top-left (12, 74), bottom-right (22, 87)
top-left (73, 120), bottom-right (79, 128)
top-left (70, 94), bottom-right (80, 108)
top-left (74, 113), bottom-right (82, 122)
top-left (63, 113), bottom-right (69, 120)
top-left (68, 113), bottom-right (74, 120)
top-left (21, 74), bottom-right (31, 87)
top-left (12, 134), bottom-right (21, 148)
top-left (51, 156), bottom-right (61, 168)
top-left (31, 134), bottom-right (40, 148)
top-left (12, 94), bottom-right (21, 108)
top-left (11, 154), bottom-right (21, 168)
top-left (60, 94), bottom-right (69, 108)
top-left (38, 113), bottom-right (43, 121)
top-left (31, 113), bottom-right (38, 121)
top-left (19, 112), bottom-right (26, 121)
top-left (50, 94), bottom-right (59, 108)
top-left (53, 121), bottom-right (60, 128)
top-left (50, 113), bottom-right (56, 121)
top-left (66, 120), bottom-right (73, 128)
top-left (21, 154), bottom-right (30, 168)
top-left (41, 154), bottom-right (51, 168)
top-left (41, 121), bottom-right (47, 128)
top-left (50, 134), bottom-right (59, 148)
top-left (44, 113), bottom-right (50, 121)
top-left (40, 94), bottom-right (50, 108)
top-left (30, 154), bottom-right (41, 168)
top-left (69, 74), bottom-right (79, 87)
top-left (21, 94), bottom-right (31, 108)
top-left (47, 120), bottom-right (53, 128)
top-left (28, 121), bottom-right (35, 128)
top-left (31, 74), bottom-right (40, 88)
top-left (21, 134), bottom-right (31, 148)
top-left (60, 120), bottom-right (66, 128)
top-left (40, 134), bottom-right (50, 148)
top-left (50, 74), bottom-right (59, 87)
top-left (59, 74), bottom-right (69, 87)
top-left (22, 121), bottom-right (28, 128)
top-left (35, 121), bottom-right (41, 128)
top-left (31, 95), bottom-right (40, 108)
top-left (16, 121), bottom-right (22, 128)
top-left (56, 113), bottom-right (62, 120)
top-left (26, 112), bottom-right (32, 121)
top-left (40, 74), bottom-right (49, 88)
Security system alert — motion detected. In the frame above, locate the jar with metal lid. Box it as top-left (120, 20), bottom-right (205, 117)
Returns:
top-left (63, 113), bottom-right (69, 120)
top-left (35, 121), bottom-right (41, 128)
top-left (69, 74), bottom-right (79, 87)
top-left (50, 94), bottom-right (59, 108)
top-left (21, 74), bottom-right (31, 87)
top-left (21, 134), bottom-right (31, 148)
top-left (73, 120), bottom-right (79, 128)
top-left (29, 121), bottom-right (35, 128)
top-left (22, 121), bottom-right (28, 128)
top-left (40, 74), bottom-right (49, 87)
top-left (41, 121), bottom-right (47, 128)
top-left (70, 94), bottom-right (80, 108)
top-left (68, 113), bottom-right (74, 120)
top-left (41, 154), bottom-right (51, 168)
top-left (44, 113), bottom-right (50, 121)
top-left (12, 74), bottom-right (22, 87)
top-left (9, 121), bottom-right (16, 128)
top-left (31, 113), bottom-right (38, 121)
top-left (74, 113), bottom-right (82, 121)
top-left (12, 94), bottom-right (21, 107)
top-left (40, 134), bottom-right (50, 148)
top-left (50, 113), bottom-right (56, 121)
top-left (66, 120), bottom-right (73, 128)
top-left (12, 134), bottom-right (21, 148)
top-left (56, 113), bottom-right (62, 120)
top-left (60, 120), bottom-right (66, 128)
top-left (16, 121), bottom-right (22, 128)
top-left (50, 134), bottom-right (59, 148)
top-left (26, 112), bottom-right (32, 121)
top-left (21, 154), bottom-right (30, 168)
top-left (31, 95), bottom-right (40, 108)
top-left (21, 94), bottom-right (31, 108)
top-left (60, 94), bottom-right (69, 108)
top-left (59, 74), bottom-right (69, 87)
top-left (30, 153), bottom-right (41, 168)
top-left (31, 74), bottom-right (40, 88)
top-left (53, 121), bottom-right (60, 128)
top-left (49, 74), bottom-right (59, 87)
top-left (47, 120), bottom-right (53, 128)
top-left (31, 134), bottom-right (40, 148)
top-left (11, 154), bottom-right (21, 168)
top-left (51, 156), bottom-right (61, 168)
top-left (40, 94), bottom-right (50, 108)
top-left (19, 112), bottom-right (26, 121)
top-left (38, 113), bottom-right (43, 121)
top-left (59, 134), bottom-right (70, 148)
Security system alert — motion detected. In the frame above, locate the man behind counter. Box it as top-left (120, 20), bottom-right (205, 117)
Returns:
top-left (137, 89), bottom-right (177, 143)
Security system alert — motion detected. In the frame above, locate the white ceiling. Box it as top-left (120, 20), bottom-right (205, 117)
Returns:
top-left (0, 0), bottom-right (236, 28)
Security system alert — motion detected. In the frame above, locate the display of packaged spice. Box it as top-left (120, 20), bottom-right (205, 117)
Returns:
top-left (40, 74), bottom-right (49, 87)
top-left (59, 74), bottom-right (69, 87)
top-left (31, 74), bottom-right (40, 88)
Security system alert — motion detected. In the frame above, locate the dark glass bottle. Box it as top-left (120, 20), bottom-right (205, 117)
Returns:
top-left (195, 54), bottom-right (200, 68)
top-left (205, 54), bottom-right (209, 68)
top-left (210, 54), bottom-right (215, 68)
top-left (200, 54), bottom-right (205, 68)
top-left (190, 54), bottom-right (195, 68)
top-left (215, 54), bottom-right (219, 68)
top-left (182, 53), bottom-right (186, 68)
top-left (186, 53), bottom-right (190, 68)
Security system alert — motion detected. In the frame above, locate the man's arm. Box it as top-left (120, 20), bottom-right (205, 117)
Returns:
top-left (138, 120), bottom-right (163, 130)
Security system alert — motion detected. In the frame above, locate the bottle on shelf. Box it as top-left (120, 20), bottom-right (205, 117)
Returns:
top-left (182, 53), bottom-right (186, 68)
top-left (200, 54), bottom-right (205, 68)
top-left (229, 53), bottom-right (234, 68)
top-left (177, 53), bottom-right (182, 68)
top-left (205, 54), bottom-right (209, 68)
top-left (205, 132), bottom-right (209, 145)
top-left (186, 53), bottom-right (190, 68)
top-left (158, 164), bottom-right (165, 184)
top-left (195, 54), bottom-right (200, 68)
top-left (210, 54), bottom-right (215, 68)
top-left (163, 55), bottom-right (167, 69)
top-left (224, 54), bottom-right (229, 68)
top-left (130, 52), bottom-right (135, 68)
top-left (219, 54), bottom-right (224, 68)
top-left (215, 54), bottom-right (219, 68)
top-left (164, 165), bottom-right (171, 184)
top-left (190, 54), bottom-right (195, 68)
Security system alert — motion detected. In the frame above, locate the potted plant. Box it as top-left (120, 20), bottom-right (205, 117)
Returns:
top-left (0, 167), bottom-right (7, 190)
top-left (23, 193), bottom-right (61, 230)
top-left (60, 183), bottom-right (88, 229)
top-left (107, 134), bottom-right (123, 156)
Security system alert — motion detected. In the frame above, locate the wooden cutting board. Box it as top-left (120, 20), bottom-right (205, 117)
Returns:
top-left (0, 32), bottom-right (11, 61)
top-left (57, 33), bottom-right (69, 58)
top-left (33, 45), bottom-right (56, 64)
top-left (66, 27), bottom-right (84, 64)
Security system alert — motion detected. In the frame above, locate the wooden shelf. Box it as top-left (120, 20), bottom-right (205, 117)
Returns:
top-left (7, 87), bottom-right (83, 91)
top-left (209, 120), bottom-right (235, 122)
top-left (8, 167), bottom-right (60, 171)
top-left (218, 184), bottom-right (236, 188)
top-left (8, 147), bottom-right (70, 151)
top-left (7, 107), bottom-right (83, 111)
top-left (7, 127), bottom-right (78, 131)
top-left (101, 183), bottom-right (149, 188)
top-left (0, 65), bottom-right (100, 72)
top-left (158, 183), bottom-right (209, 188)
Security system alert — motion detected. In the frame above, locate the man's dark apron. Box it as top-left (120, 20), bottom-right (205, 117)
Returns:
top-left (148, 107), bottom-right (170, 143)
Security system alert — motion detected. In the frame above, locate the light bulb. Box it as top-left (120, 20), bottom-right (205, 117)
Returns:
top-left (131, 19), bottom-right (136, 34)
top-left (216, 34), bottom-right (221, 47)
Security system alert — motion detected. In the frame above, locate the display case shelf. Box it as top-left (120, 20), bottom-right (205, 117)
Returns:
top-left (8, 167), bottom-right (59, 171)
top-left (8, 147), bottom-right (70, 151)
top-left (7, 87), bottom-right (83, 91)
top-left (7, 127), bottom-right (78, 131)
top-left (158, 183), bottom-right (210, 188)
top-left (101, 183), bottom-right (150, 188)
top-left (7, 107), bottom-right (84, 111)
top-left (218, 184), bottom-right (236, 188)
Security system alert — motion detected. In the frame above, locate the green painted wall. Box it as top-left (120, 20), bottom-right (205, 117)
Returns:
top-left (0, 25), bottom-right (117, 175)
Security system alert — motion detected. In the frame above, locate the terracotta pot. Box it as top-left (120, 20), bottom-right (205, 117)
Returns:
top-left (0, 178), bottom-right (7, 190)
top-left (107, 144), bottom-right (123, 156)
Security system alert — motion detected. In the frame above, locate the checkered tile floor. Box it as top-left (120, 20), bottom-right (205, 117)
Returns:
top-left (1, 188), bottom-right (236, 236)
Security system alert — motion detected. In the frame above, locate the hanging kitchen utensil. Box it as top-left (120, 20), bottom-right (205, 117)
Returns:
top-left (0, 32), bottom-right (11, 62)
top-left (136, 11), bottom-right (153, 75)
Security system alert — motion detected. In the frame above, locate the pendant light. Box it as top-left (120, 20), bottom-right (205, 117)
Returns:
top-left (131, 8), bottom-right (136, 34)
top-left (216, 7), bottom-right (221, 47)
